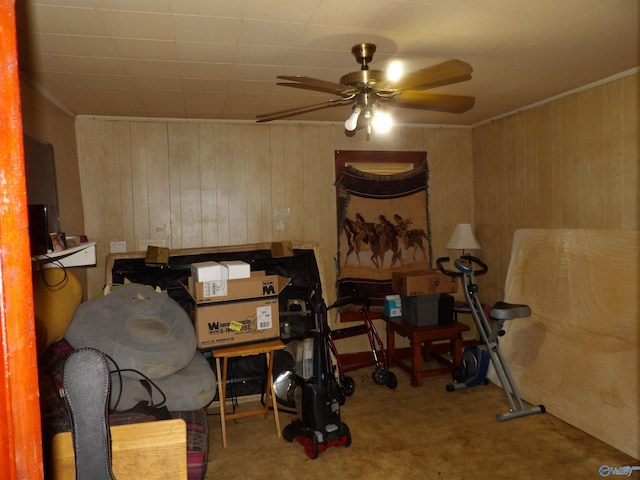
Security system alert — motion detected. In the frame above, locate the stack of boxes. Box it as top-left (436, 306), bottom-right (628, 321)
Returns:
top-left (185, 260), bottom-right (289, 349)
top-left (388, 269), bottom-right (458, 326)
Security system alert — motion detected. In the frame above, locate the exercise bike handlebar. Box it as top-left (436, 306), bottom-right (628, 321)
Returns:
top-left (436, 255), bottom-right (488, 277)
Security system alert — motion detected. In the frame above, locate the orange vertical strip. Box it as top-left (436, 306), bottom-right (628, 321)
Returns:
top-left (0, 2), bottom-right (44, 479)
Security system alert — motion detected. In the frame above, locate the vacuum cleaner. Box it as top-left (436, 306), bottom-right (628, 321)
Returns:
top-left (282, 286), bottom-right (351, 459)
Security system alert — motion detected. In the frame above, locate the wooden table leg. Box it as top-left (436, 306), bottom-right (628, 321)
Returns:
top-left (266, 351), bottom-right (282, 437)
top-left (215, 357), bottom-right (228, 448)
top-left (386, 324), bottom-right (396, 367)
top-left (409, 334), bottom-right (422, 387)
top-left (263, 352), bottom-right (272, 420)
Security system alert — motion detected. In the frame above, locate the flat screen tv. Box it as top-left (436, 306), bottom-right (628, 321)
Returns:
top-left (24, 134), bottom-right (60, 256)
top-left (28, 204), bottom-right (50, 255)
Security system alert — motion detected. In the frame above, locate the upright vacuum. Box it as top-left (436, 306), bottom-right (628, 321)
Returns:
top-left (282, 287), bottom-right (351, 459)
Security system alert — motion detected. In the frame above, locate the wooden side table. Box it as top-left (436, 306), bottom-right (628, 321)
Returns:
top-left (383, 318), bottom-right (470, 387)
top-left (212, 339), bottom-right (285, 448)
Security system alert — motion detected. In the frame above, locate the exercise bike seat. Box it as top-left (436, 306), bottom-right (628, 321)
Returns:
top-left (490, 302), bottom-right (531, 321)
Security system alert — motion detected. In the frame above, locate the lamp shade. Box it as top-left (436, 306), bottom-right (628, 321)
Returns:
top-left (446, 223), bottom-right (482, 250)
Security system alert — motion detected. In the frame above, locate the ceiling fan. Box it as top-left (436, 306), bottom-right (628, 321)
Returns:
top-left (256, 43), bottom-right (475, 132)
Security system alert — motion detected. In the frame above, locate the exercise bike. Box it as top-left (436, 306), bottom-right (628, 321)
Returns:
top-left (437, 255), bottom-right (545, 422)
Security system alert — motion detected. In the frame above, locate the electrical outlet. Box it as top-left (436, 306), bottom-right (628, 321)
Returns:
top-left (109, 241), bottom-right (126, 253)
top-left (274, 208), bottom-right (291, 217)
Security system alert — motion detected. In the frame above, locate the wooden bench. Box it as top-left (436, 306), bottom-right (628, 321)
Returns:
top-left (51, 419), bottom-right (188, 480)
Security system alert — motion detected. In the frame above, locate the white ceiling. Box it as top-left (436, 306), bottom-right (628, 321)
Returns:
top-left (14, 0), bottom-right (640, 127)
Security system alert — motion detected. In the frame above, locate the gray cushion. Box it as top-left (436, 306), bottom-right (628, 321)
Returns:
top-left (110, 351), bottom-right (217, 411)
top-left (66, 284), bottom-right (196, 380)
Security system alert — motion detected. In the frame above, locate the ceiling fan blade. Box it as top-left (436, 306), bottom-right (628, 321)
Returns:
top-left (389, 60), bottom-right (473, 91)
top-left (277, 82), bottom-right (357, 97)
top-left (256, 97), bottom-right (355, 122)
top-left (390, 92), bottom-right (475, 113)
top-left (277, 75), bottom-right (355, 93)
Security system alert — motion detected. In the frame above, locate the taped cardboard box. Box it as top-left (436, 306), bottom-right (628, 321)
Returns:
top-left (186, 271), bottom-right (289, 303)
top-left (191, 297), bottom-right (280, 349)
top-left (184, 272), bottom-right (290, 349)
top-left (392, 269), bottom-right (457, 296)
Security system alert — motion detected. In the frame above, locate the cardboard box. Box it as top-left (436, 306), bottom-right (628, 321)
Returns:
top-left (220, 260), bottom-right (250, 279)
top-left (190, 261), bottom-right (229, 297)
top-left (384, 294), bottom-right (402, 318)
top-left (191, 261), bottom-right (228, 282)
top-left (145, 246), bottom-right (169, 265)
top-left (392, 269), bottom-right (457, 296)
top-left (191, 297), bottom-right (280, 349)
top-left (185, 272), bottom-right (290, 349)
top-left (271, 241), bottom-right (293, 258)
top-left (186, 272), bottom-right (289, 303)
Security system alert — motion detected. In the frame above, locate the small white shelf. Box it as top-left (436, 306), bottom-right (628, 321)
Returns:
top-left (32, 242), bottom-right (97, 268)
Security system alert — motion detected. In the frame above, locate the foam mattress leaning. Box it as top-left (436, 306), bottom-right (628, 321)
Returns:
top-left (491, 228), bottom-right (639, 459)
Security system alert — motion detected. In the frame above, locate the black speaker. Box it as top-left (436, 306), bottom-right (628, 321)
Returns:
top-left (438, 294), bottom-right (455, 325)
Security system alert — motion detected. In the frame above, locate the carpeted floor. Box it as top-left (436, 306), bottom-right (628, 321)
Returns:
top-left (205, 367), bottom-right (637, 479)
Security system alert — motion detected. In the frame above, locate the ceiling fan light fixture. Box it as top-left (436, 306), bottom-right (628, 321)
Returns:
top-left (372, 109), bottom-right (393, 134)
top-left (387, 60), bottom-right (403, 82)
top-left (345, 105), bottom-right (362, 131)
top-left (259, 42), bottom-right (475, 126)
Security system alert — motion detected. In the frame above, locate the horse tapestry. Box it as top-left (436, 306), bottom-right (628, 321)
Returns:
top-left (335, 151), bottom-right (433, 306)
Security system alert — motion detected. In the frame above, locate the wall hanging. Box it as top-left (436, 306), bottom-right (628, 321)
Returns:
top-left (335, 150), bottom-right (432, 313)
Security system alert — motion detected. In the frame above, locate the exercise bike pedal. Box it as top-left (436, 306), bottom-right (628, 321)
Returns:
top-left (451, 366), bottom-right (466, 384)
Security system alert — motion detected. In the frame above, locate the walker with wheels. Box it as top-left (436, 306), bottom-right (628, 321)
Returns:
top-left (437, 255), bottom-right (545, 422)
top-left (327, 296), bottom-right (398, 396)
top-left (272, 293), bottom-right (396, 417)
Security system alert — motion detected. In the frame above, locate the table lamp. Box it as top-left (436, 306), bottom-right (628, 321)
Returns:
top-left (446, 223), bottom-right (482, 257)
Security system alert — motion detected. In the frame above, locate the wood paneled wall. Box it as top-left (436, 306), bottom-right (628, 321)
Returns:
top-left (472, 73), bottom-right (639, 302)
top-left (20, 80), bottom-right (88, 292)
top-left (75, 72), bottom-right (638, 345)
top-left (76, 120), bottom-right (475, 344)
